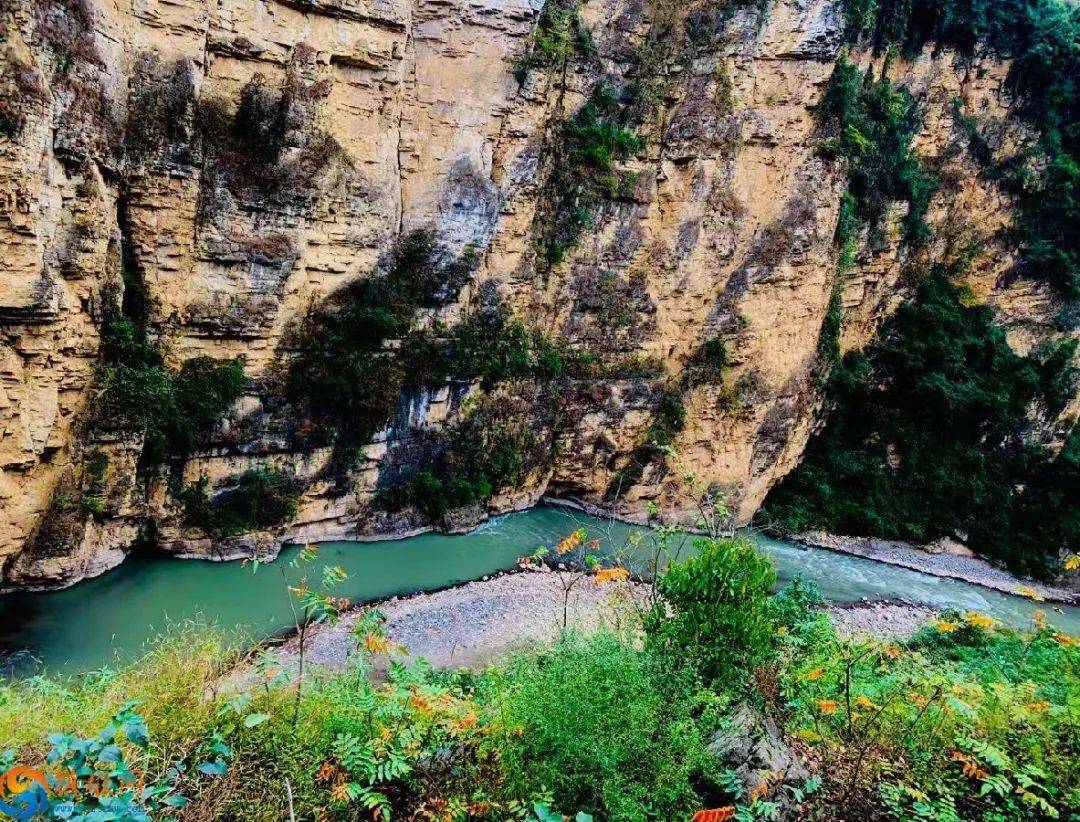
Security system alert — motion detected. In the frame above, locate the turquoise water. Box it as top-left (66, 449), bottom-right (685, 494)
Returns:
top-left (1, 506), bottom-right (1076, 676)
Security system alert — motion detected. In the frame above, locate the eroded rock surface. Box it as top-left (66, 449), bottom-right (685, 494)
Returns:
top-left (0, 0), bottom-right (1074, 589)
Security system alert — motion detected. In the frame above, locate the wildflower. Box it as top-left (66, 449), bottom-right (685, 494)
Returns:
top-left (935, 620), bottom-right (960, 633)
top-left (595, 567), bottom-right (630, 585)
top-left (964, 612), bottom-right (995, 630)
top-left (816, 699), bottom-right (839, 714)
top-left (802, 667), bottom-right (824, 681)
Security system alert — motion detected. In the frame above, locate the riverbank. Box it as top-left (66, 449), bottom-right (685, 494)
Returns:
top-left (796, 531), bottom-right (1078, 604)
top-left (230, 568), bottom-right (940, 686)
top-left (546, 497), bottom-right (1080, 605)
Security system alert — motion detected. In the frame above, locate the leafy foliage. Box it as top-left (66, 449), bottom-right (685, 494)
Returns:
top-left (98, 291), bottom-right (246, 468)
top-left (180, 469), bottom-right (301, 538)
top-left (817, 56), bottom-right (936, 246)
top-left (778, 605), bottom-right (1080, 819)
top-left (541, 85), bottom-right (642, 266)
top-left (3, 536), bottom-right (1078, 821)
top-left (645, 535), bottom-right (778, 689)
top-left (486, 632), bottom-right (728, 821)
top-left (377, 397), bottom-right (539, 524)
top-left (289, 230), bottom-right (476, 464)
top-left (513, 0), bottom-right (595, 83)
top-left (761, 269), bottom-right (1078, 575)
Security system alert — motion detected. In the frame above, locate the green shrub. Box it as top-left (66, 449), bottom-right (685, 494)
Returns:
top-left (514, 0), bottom-right (595, 83)
top-left (841, 0), bottom-right (1080, 297)
top-left (778, 608), bottom-right (1080, 819)
top-left (645, 535), bottom-right (778, 689)
top-left (485, 632), bottom-right (727, 821)
top-left (606, 388), bottom-right (685, 498)
top-left (97, 281), bottom-right (246, 468)
top-left (434, 301), bottom-right (570, 387)
top-left (181, 469), bottom-right (300, 538)
top-left (377, 398), bottom-right (537, 524)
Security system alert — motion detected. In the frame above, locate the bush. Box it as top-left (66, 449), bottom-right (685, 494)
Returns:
top-left (431, 297), bottom-right (570, 388)
top-left (97, 283), bottom-right (246, 467)
top-left (606, 388), bottom-right (686, 498)
top-left (485, 632), bottom-right (727, 821)
top-left (181, 469), bottom-right (300, 538)
top-left (841, 0), bottom-right (1080, 296)
top-left (513, 0), bottom-right (595, 83)
top-left (376, 397), bottom-right (538, 524)
top-left (645, 535), bottom-right (778, 689)
top-left (778, 608), bottom-right (1080, 819)
top-left (289, 230), bottom-right (476, 463)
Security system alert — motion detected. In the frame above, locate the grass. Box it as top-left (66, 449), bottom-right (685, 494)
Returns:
top-left (0, 623), bottom-right (238, 753)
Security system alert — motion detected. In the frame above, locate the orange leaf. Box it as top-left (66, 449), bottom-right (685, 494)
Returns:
top-left (595, 567), bottom-right (630, 585)
top-left (692, 808), bottom-right (736, 822)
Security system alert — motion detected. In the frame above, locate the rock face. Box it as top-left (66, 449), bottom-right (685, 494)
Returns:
top-left (0, 0), bottom-right (1074, 589)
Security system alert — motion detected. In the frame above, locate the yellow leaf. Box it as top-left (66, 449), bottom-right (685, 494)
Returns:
top-left (595, 567), bottom-right (629, 585)
top-left (964, 612), bottom-right (996, 630)
top-left (1016, 585), bottom-right (1045, 601)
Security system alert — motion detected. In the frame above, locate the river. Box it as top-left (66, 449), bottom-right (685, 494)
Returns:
top-left (2, 506), bottom-right (1077, 676)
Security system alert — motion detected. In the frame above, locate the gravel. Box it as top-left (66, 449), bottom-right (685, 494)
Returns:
top-left (226, 571), bottom-right (938, 688)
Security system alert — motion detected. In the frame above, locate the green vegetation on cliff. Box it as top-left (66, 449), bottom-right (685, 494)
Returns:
top-left (817, 56), bottom-right (936, 246)
top-left (762, 270), bottom-right (1078, 575)
top-left (180, 468), bottom-right (301, 538)
top-left (842, 0), bottom-right (1080, 299)
top-left (289, 230), bottom-right (476, 465)
top-left (98, 289), bottom-right (246, 469)
top-left (541, 84), bottom-right (642, 266)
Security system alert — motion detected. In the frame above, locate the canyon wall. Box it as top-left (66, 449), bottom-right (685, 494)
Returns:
top-left (0, 0), bottom-right (1074, 589)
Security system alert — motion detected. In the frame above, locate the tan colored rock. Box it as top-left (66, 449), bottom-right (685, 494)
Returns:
top-left (0, 0), bottom-right (1074, 589)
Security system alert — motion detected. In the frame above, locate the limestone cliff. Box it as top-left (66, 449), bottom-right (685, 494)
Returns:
top-left (0, 0), bottom-right (1074, 589)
